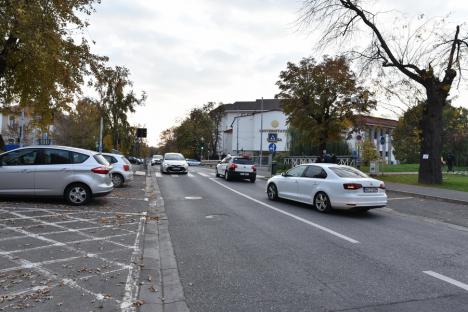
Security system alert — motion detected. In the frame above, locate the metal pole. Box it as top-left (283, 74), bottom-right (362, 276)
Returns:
top-left (19, 110), bottom-right (25, 147)
top-left (99, 117), bottom-right (103, 152)
top-left (260, 97), bottom-right (264, 165)
top-left (236, 117), bottom-right (239, 156)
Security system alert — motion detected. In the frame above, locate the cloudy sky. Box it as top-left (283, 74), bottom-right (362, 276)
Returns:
top-left (85, 0), bottom-right (468, 146)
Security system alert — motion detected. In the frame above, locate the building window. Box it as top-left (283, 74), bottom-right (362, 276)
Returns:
top-left (9, 116), bottom-right (16, 127)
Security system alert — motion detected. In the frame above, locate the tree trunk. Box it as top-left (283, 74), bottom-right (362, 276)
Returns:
top-left (418, 85), bottom-right (445, 184)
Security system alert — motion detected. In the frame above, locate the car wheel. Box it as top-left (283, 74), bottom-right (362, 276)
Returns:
top-left (267, 183), bottom-right (278, 201)
top-left (215, 168), bottom-right (220, 177)
top-left (250, 177), bottom-right (256, 183)
top-left (224, 171), bottom-right (231, 181)
top-left (112, 173), bottom-right (124, 188)
top-left (65, 183), bottom-right (91, 206)
top-left (314, 192), bottom-right (332, 213)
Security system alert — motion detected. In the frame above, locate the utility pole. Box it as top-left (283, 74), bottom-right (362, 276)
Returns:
top-left (98, 117), bottom-right (103, 153)
top-left (259, 97), bottom-right (264, 165)
top-left (19, 110), bottom-right (25, 147)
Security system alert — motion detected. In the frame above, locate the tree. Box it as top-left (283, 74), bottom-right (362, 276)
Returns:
top-left (361, 139), bottom-right (379, 166)
top-left (276, 56), bottom-right (376, 153)
top-left (393, 102), bottom-right (468, 166)
top-left (53, 98), bottom-right (101, 150)
top-left (300, 0), bottom-right (468, 184)
top-left (94, 66), bottom-right (146, 152)
top-left (0, 0), bottom-right (107, 117)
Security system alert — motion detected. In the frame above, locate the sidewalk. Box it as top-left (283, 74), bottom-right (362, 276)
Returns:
top-left (385, 182), bottom-right (468, 206)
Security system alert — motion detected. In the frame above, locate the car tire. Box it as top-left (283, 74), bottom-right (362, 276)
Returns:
top-left (250, 177), bottom-right (256, 183)
top-left (112, 173), bottom-right (124, 188)
top-left (224, 171), bottom-right (231, 181)
top-left (314, 192), bottom-right (332, 213)
top-left (65, 183), bottom-right (91, 206)
top-left (267, 183), bottom-right (278, 201)
top-left (215, 168), bottom-right (220, 177)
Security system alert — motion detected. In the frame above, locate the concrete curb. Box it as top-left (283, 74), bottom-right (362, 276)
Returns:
top-left (138, 170), bottom-right (189, 312)
top-left (386, 189), bottom-right (468, 206)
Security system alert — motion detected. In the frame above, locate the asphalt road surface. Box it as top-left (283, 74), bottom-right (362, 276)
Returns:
top-left (158, 166), bottom-right (468, 312)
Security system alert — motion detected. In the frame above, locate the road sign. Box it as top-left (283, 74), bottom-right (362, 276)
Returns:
top-left (268, 143), bottom-right (277, 153)
top-left (136, 128), bottom-right (147, 138)
top-left (267, 133), bottom-right (278, 142)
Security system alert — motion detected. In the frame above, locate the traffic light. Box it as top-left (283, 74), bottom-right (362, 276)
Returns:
top-left (136, 128), bottom-right (147, 138)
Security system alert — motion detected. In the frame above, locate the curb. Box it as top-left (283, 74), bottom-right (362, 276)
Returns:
top-left (386, 189), bottom-right (468, 206)
top-left (138, 170), bottom-right (189, 312)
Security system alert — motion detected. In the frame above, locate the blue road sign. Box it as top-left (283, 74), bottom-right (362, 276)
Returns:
top-left (267, 133), bottom-right (278, 142)
top-left (268, 143), bottom-right (277, 153)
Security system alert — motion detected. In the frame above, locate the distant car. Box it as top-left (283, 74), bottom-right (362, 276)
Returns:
top-left (216, 156), bottom-right (256, 183)
top-left (186, 158), bottom-right (201, 166)
top-left (102, 153), bottom-right (134, 187)
top-left (266, 164), bottom-right (387, 213)
top-left (151, 154), bottom-right (163, 166)
top-left (160, 153), bottom-right (188, 174)
top-left (0, 146), bottom-right (113, 205)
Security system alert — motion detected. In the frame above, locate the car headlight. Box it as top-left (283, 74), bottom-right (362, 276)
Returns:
top-left (163, 163), bottom-right (169, 167)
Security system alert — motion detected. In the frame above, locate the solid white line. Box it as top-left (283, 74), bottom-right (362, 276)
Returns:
top-left (120, 215), bottom-right (146, 312)
top-left (155, 172), bottom-right (162, 177)
top-left (388, 197), bottom-right (414, 200)
top-left (188, 173), bottom-right (195, 177)
top-left (198, 172), bottom-right (209, 177)
top-left (423, 271), bottom-right (468, 291)
top-left (209, 178), bottom-right (360, 244)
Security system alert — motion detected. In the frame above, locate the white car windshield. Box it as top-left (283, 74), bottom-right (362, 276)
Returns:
top-left (165, 154), bottom-right (185, 160)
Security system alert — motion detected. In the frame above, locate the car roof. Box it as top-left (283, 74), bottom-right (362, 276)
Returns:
top-left (102, 152), bottom-right (125, 157)
top-left (295, 163), bottom-right (347, 168)
top-left (2, 145), bottom-right (98, 155)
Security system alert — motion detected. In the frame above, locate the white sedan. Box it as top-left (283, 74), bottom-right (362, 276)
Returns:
top-left (266, 163), bottom-right (387, 213)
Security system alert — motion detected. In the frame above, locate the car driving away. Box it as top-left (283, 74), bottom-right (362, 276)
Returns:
top-left (151, 154), bottom-right (163, 166)
top-left (216, 156), bottom-right (256, 183)
top-left (266, 163), bottom-right (387, 213)
top-left (0, 145), bottom-right (113, 205)
top-left (160, 152), bottom-right (188, 174)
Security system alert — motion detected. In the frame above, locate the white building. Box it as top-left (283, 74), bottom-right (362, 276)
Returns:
top-left (215, 99), bottom-right (399, 164)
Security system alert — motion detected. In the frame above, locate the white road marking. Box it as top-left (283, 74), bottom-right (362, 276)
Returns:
top-left (188, 173), bottom-right (195, 177)
top-left (120, 215), bottom-right (146, 312)
top-left (388, 197), bottom-right (414, 201)
top-left (184, 196), bottom-right (203, 200)
top-left (209, 178), bottom-right (360, 244)
top-left (171, 174), bottom-right (179, 178)
top-left (197, 172), bottom-right (209, 177)
top-left (155, 172), bottom-right (162, 177)
top-left (135, 171), bottom-right (146, 176)
top-left (423, 271), bottom-right (468, 291)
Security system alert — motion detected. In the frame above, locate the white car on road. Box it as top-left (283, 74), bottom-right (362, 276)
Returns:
top-left (266, 163), bottom-right (387, 212)
top-left (161, 153), bottom-right (188, 174)
top-left (216, 156), bottom-right (256, 183)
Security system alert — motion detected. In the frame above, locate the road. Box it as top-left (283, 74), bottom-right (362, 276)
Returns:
top-left (157, 166), bottom-right (468, 312)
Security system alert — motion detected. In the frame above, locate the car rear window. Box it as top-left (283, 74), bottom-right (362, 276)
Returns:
top-left (121, 157), bottom-right (131, 165)
top-left (233, 158), bottom-right (253, 165)
top-left (330, 167), bottom-right (368, 178)
top-left (94, 154), bottom-right (110, 166)
top-left (72, 152), bottom-right (89, 164)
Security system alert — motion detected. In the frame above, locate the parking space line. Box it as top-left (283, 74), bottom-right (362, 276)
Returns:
top-left (209, 178), bottom-right (360, 244)
top-left (0, 206), bottom-right (146, 216)
top-left (423, 271), bottom-right (468, 291)
top-left (188, 173), bottom-right (195, 177)
top-left (120, 215), bottom-right (146, 311)
top-left (198, 172), bottom-right (209, 177)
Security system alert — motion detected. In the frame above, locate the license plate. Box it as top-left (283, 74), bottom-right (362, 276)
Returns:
top-left (172, 167), bottom-right (181, 171)
top-left (363, 187), bottom-right (378, 193)
top-left (240, 173), bottom-right (248, 176)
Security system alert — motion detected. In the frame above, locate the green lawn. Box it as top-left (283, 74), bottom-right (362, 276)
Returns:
top-left (379, 174), bottom-right (468, 192)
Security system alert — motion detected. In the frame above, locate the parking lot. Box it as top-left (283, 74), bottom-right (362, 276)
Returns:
top-left (0, 171), bottom-right (149, 312)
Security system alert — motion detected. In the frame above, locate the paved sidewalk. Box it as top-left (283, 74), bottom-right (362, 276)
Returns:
top-left (385, 182), bottom-right (468, 206)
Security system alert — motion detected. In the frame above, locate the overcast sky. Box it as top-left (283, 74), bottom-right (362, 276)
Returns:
top-left (86, 0), bottom-right (468, 146)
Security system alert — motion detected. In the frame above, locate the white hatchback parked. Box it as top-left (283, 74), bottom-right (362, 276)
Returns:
top-left (102, 153), bottom-right (134, 187)
top-left (266, 163), bottom-right (387, 212)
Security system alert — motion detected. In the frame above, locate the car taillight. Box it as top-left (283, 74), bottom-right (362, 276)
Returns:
top-left (92, 166), bottom-right (110, 174)
top-left (379, 183), bottom-right (386, 189)
top-left (123, 164), bottom-right (130, 171)
top-left (252, 165), bottom-right (256, 172)
top-left (343, 183), bottom-right (362, 190)
top-left (229, 163), bottom-right (237, 170)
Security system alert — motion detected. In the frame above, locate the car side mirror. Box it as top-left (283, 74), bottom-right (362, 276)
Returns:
top-left (281, 172), bottom-right (287, 177)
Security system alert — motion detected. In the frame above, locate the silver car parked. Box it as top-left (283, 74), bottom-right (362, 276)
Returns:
top-left (102, 153), bottom-right (134, 187)
top-left (0, 146), bottom-right (113, 205)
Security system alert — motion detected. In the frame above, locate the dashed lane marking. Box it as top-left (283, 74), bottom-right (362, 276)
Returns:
top-left (197, 172), bottom-right (209, 177)
top-left (209, 178), bottom-right (360, 244)
top-left (423, 271), bottom-right (468, 291)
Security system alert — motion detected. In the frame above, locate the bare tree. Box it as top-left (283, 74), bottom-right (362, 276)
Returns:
top-left (300, 0), bottom-right (468, 184)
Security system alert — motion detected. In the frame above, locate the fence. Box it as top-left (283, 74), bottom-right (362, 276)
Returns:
top-left (283, 156), bottom-right (356, 168)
